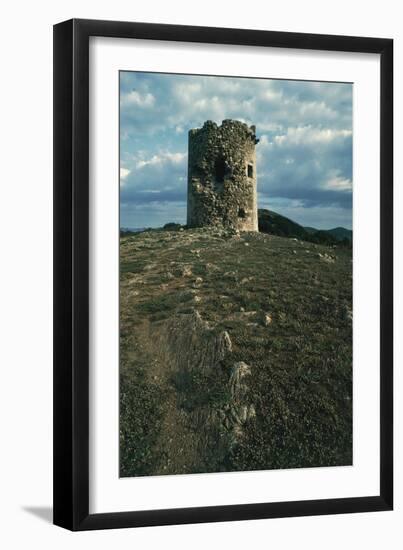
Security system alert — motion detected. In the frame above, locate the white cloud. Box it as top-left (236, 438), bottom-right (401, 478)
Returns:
top-left (120, 167), bottom-right (130, 179)
top-left (299, 100), bottom-right (337, 120)
top-left (258, 122), bottom-right (284, 133)
top-left (136, 152), bottom-right (186, 169)
top-left (273, 126), bottom-right (352, 146)
top-left (259, 88), bottom-right (282, 102)
top-left (120, 167), bottom-right (130, 186)
top-left (258, 134), bottom-right (271, 146)
top-left (121, 90), bottom-right (155, 108)
top-left (323, 176), bottom-right (352, 191)
top-left (174, 82), bottom-right (202, 98)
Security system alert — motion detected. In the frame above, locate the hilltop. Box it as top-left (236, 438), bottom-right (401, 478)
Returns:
top-left (120, 226), bottom-right (352, 477)
top-left (121, 209), bottom-right (353, 246)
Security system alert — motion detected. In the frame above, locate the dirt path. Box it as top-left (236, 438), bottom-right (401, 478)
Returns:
top-left (140, 318), bottom-right (202, 475)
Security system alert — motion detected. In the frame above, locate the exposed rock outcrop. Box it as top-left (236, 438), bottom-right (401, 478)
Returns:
top-left (155, 311), bottom-right (255, 467)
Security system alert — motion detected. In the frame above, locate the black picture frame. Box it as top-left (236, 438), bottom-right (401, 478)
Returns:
top-left (53, 18), bottom-right (393, 531)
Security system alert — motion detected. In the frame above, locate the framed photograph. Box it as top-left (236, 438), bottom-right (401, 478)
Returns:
top-left (53, 19), bottom-right (393, 530)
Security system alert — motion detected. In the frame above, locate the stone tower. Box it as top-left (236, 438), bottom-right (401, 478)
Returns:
top-left (187, 119), bottom-right (259, 232)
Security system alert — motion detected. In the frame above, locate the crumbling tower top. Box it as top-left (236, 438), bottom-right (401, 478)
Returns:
top-left (187, 119), bottom-right (259, 232)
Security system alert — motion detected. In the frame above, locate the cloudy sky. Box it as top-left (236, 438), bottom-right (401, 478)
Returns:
top-left (120, 71), bottom-right (352, 230)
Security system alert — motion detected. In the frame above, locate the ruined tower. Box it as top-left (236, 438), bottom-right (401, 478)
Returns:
top-left (187, 119), bottom-right (259, 232)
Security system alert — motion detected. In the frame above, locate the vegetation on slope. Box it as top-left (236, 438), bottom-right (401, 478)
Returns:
top-left (120, 226), bottom-right (352, 477)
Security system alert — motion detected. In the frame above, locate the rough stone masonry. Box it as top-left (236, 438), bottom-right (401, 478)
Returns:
top-left (187, 119), bottom-right (259, 232)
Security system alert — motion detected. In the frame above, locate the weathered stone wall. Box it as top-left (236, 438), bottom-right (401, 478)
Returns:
top-left (187, 119), bottom-right (259, 232)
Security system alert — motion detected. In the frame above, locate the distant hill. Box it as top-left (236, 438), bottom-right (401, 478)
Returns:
top-left (327, 227), bottom-right (353, 242)
top-left (304, 226), bottom-right (352, 243)
top-left (258, 209), bottom-right (309, 240)
top-left (258, 209), bottom-right (351, 247)
top-left (120, 227), bottom-right (147, 235)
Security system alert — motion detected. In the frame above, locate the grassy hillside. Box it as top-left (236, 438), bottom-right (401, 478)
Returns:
top-left (120, 227), bottom-right (352, 477)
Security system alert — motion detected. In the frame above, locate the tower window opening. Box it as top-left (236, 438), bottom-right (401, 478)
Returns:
top-left (238, 208), bottom-right (246, 218)
top-left (214, 157), bottom-right (226, 183)
top-left (247, 164), bottom-right (254, 178)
